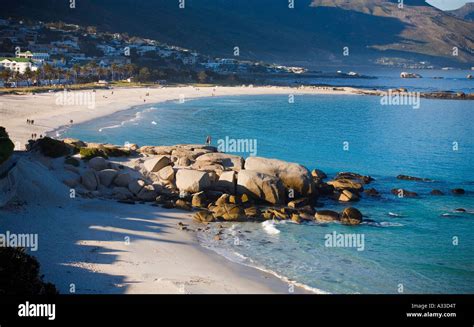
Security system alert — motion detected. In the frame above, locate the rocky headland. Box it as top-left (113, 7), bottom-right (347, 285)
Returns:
top-left (18, 137), bottom-right (467, 229)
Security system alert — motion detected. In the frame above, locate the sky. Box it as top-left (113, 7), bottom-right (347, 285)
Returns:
top-left (426, 0), bottom-right (472, 10)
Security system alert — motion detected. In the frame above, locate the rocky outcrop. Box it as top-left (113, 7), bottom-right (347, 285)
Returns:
top-left (137, 184), bottom-right (157, 201)
top-left (143, 155), bottom-right (171, 173)
top-left (338, 189), bottom-right (359, 202)
top-left (340, 207), bottom-right (363, 225)
top-left (128, 179), bottom-right (145, 195)
top-left (244, 157), bottom-right (313, 196)
top-left (336, 172), bottom-right (373, 184)
top-left (211, 203), bottom-right (244, 221)
top-left (214, 171), bottom-right (237, 193)
top-left (314, 210), bottom-right (340, 222)
top-left (88, 157), bottom-right (109, 171)
top-left (195, 152), bottom-right (244, 171)
top-left (98, 169), bottom-right (118, 187)
top-left (81, 170), bottom-right (100, 191)
top-left (327, 179), bottom-right (363, 192)
top-left (175, 169), bottom-right (212, 193)
top-left (114, 172), bottom-right (132, 187)
top-left (158, 165), bottom-right (175, 181)
top-left (311, 169), bottom-right (327, 180)
top-left (236, 170), bottom-right (285, 204)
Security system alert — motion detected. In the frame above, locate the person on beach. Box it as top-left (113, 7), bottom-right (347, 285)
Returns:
top-left (70, 120), bottom-right (74, 125)
top-left (205, 135), bottom-right (211, 145)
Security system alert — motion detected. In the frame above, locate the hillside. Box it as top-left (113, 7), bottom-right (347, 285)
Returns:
top-left (3, 0), bottom-right (474, 67)
top-left (448, 2), bottom-right (474, 21)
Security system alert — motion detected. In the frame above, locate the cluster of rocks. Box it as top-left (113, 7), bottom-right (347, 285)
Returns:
top-left (37, 138), bottom-right (467, 228)
top-left (50, 139), bottom-right (367, 225)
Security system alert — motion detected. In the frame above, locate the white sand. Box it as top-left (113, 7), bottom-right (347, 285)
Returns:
top-left (0, 86), bottom-right (344, 294)
top-left (0, 85), bottom-right (358, 149)
top-left (1, 153), bottom-right (320, 294)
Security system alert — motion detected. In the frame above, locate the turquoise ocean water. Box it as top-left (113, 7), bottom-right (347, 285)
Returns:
top-left (61, 92), bottom-right (474, 294)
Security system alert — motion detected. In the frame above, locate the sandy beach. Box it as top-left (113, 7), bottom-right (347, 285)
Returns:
top-left (0, 85), bottom-right (358, 150)
top-left (0, 152), bottom-right (322, 294)
top-left (0, 85), bottom-right (349, 294)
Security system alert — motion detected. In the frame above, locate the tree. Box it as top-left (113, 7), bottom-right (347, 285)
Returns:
top-left (23, 67), bottom-right (33, 87)
top-left (0, 69), bottom-right (12, 84)
top-left (197, 71), bottom-right (208, 83)
top-left (42, 63), bottom-right (55, 85)
top-left (138, 67), bottom-right (151, 82)
top-left (72, 64), bottom-right (81, 82)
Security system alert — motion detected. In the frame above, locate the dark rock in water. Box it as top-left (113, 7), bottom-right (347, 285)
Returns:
top-left (291, 214), bottom-right (302, 224)
top-left (430, 189), bottom-right (444, 195)
top-left (314, 210), bottom-right (340, 222)
top-left (391, 188), bottom-right (418, 197)
top-left (340, 207), bottom-right (363, 225)
top-left (452, 188), bottom-right (465, 195)
top-left (298, 205), bottom-right (315, 215)
top-left (287, 198), bottom-right (309, 208)
top-left (338, 189), bottom-right (360, 202)
top-left (315, 182), bottom-right (336, 196)
top-left (311, 169), bottom-right (327, 180)
top-left (327, 179), bottom-right (364, 192)
top-left (364, 188), bottom-right (380, 197)
top-left (454, 208), bottom-right (466, 212)
top-left (336, 172), bottom-right (373, 184)
top-left (397, 175), bottom-right (432, 182)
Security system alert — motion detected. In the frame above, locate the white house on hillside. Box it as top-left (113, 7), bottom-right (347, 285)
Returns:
top-left (0, 58), bottom-right (38, 74)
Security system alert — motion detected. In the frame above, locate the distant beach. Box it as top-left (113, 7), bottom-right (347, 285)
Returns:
top-left (0, 85), bottom-right (360, 149)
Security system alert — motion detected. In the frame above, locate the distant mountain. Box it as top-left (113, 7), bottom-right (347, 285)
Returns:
top-left (448, 2), bottom-right (474, 21)
top-left (3, 0), bottom-right (474, 68)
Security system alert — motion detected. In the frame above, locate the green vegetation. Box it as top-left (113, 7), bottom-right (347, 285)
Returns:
top-left (0, 127), bottom-right (14, 165)
top-left (80, 147), bottom-right (108, 160)
top-left (102, 146), bottom-right (131, 157)
top-left (0, 57), bottom-right (32, 63)
top-left (0, 247), bottom-right (58, 295)
top-left (36, 137), bottom-right (72, 158)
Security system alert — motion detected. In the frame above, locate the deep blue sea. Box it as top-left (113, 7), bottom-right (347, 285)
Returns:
top-left (62, 77), bottom-right (474, 294)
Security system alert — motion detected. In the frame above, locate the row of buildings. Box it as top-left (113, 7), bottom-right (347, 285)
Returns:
top-left (0, 18), bottom-right (306, 81)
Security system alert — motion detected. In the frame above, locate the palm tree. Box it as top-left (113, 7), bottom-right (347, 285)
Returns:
top-left (42, 63), bottom-right (55, 85)
top-left (23, 67), bottom-right (33, 87)
top-left (111, 63), bottom-right (119, 81)
top-left (72, 64), bottom-right (81, 83)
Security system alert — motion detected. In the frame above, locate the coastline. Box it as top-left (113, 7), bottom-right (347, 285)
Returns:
top-left (0, 85), bottom-right (345, 294)
top-left (0, 85), bottom-right (359, 149)
top-left (2, 85), bottom-right (472, 294)
top-left (0, 152), bottom-right (317, 294)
